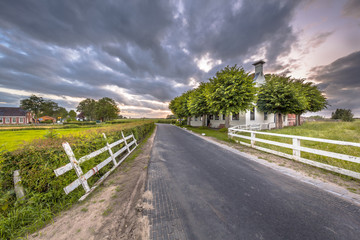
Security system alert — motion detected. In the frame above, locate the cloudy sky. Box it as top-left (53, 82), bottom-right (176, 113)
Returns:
top-left (0, 0), bottom-right (359, 118)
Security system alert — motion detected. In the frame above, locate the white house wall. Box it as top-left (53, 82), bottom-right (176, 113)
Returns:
top-left (190, 117), bottom-right (202, 127)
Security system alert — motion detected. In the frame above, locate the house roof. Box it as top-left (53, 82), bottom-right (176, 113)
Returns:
top-left (0, 107), bottom-right (27, 116)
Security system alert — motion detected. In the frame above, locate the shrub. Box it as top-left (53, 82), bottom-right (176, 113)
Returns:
top-left (40, 120), bottom-right (53, 124)
top-left (63, 121), bottom-right (96, 126)
top-left (0, 122), bottom-right (154, 239)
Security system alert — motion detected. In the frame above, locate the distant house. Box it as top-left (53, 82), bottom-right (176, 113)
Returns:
top-left (0, 107), bottom-right (33, 124)
top-left (190, 60), bottom-right (289, 129)
top-left (38, 116), bottom-right (56, 123)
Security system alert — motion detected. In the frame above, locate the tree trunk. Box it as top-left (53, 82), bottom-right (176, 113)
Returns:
top-left (202, 114), bottom-right (206, 127)
top-left (278, 113), bottom-right (283, 129)
top-left (225, 115), bottom-right (230, 128)
top-left (296, 114), bottom-right (301, 126)
top-left (275, 113), bottom-right (283, 129)
top-left (187, 116), bottom-right (191, 126)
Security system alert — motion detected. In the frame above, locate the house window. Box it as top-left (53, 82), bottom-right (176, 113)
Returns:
top-left (232, 113), bottom-right (239, 120)
top-left (215, 115), bottom-right (219, 120)
top-left (12, 117), bottom-right (17, 123)
top-left (250, 107), bottom-right (255, 120)
top-left (0, 118), bottom-right (2, 124)
top-left (19, 118), bottom-right (24, 123)
top-left (209, 115), bottom-right (213, 120)
top-left (264, 112), bottom-right (268, 121)
top-left (283, 115), bottom-right (286, 122)
top-left (5, 118), bottom-right (10, 124)
top-left (195, 117), bottom-right (198, 121)
top-left (223, 114), bottom-right (226, 120)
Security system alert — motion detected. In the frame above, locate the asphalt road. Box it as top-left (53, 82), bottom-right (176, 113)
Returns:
top-left (146, 124), bottom-right (360, 240)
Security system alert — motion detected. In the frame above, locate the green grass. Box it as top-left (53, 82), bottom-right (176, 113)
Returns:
top-left (187, 121), bottom-right (360, 175)
top-left (185, 126), bottom-right (233, 142)
top-left (0, 120), bottom-right (160, 151)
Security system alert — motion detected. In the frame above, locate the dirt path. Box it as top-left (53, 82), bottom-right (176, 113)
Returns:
top-left (29, 128), bottom-right (156, 240)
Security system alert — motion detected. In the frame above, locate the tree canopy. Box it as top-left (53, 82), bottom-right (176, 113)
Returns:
top-left (20, 95), bottom-right (45, 118)
top-left (76, 98), bottom-right (97, 121)
top-left (95, 97), bottom-right (120, 121)
top-left (331, 108), bottom-right (354, 122)
top-left (207, 65), bottom-right (256, 116)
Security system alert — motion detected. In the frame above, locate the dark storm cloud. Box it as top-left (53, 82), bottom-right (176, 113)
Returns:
top-left (342, 0), bottom-right (360, 18)
top-left (309, 51), bottom-right (360, 115)
top-left (0, 0), bottom-right (303, 115)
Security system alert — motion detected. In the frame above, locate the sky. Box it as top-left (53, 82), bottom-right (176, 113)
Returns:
top-left (0, 0), bottom-right (359, 118)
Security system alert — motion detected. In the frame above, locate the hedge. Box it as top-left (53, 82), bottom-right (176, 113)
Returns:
top-left (0, 122), bottom-right (154, 239)
top-left (63, 121), bottom-right (96, 125)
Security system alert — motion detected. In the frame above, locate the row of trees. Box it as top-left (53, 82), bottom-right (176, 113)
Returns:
top-left (169, 65), bottom-right (327, 129)
top-left (20, 95), bottom-right (120, 122)
top-left (20, 95), bottom-right (76, 121)
top-left (76, 97), bottom-right (120, 121)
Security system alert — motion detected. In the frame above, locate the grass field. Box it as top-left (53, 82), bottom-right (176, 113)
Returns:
top-left (0, 119), bottom-right (169, 152)
top-left (186, 120), bottom-right (360, 175)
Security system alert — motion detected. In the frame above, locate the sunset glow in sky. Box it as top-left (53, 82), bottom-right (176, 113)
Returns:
top-left (0, 0), bottom-right (359, 117)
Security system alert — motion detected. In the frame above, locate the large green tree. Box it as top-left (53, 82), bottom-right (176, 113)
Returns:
top-left (292, 79), bottom-right (328, 125)
top-left (331, 109), bottom-right (354, 122)
top-left (40, 100), bottom-right (59, 117)
top-left (20, 95), bottom-right (45, 121)
top-left (169, 91), bottom-right (192, 125)
top-left (54, 107), bottom-right (68, 120)
top-left (187, 82), bottom-right (210, 127)
top-left (207, 65), bottom-right (256, 128)
top-left (257, 75), bottom-right (307, 129)
top-left (76, 98), bottom-right (97, 121)
top-left (95, 97), bottom-right (120, 121)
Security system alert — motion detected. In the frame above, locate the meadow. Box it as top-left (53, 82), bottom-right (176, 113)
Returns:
top-left (0, 118), bottom-right (175, 151)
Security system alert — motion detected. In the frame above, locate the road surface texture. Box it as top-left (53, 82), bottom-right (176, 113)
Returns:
top-left (145, 124), bottom-right (360, 240)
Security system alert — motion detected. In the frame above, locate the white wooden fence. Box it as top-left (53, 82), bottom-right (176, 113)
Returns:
top-left (54, 131), bottom-right (137, 201)
top-left (228, 127), bottom-right (360, 180)
top-left (230, 123), bottom-right (275, 131)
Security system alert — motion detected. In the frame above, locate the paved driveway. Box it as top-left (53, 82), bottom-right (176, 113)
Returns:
top-left (146, 124), bottom-right (360, 240)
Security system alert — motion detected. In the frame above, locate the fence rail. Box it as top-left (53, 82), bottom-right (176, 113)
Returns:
top-left (54, 131), bottom-right (137, 201)
top-left (231, 123), bottom-right (275, 131)
top-left (228, 127), bottom-right (360, 180)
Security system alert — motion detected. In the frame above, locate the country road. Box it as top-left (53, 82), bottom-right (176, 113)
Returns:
top-left (145, 124), bottom-right (360, 240)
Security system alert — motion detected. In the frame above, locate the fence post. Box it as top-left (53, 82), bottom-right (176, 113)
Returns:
top-left (103, 133), bottom-right (117, 166)
top-left (292, 138), bottom-right (301, 160)
top-left (121, 131), bottom-right (131, 153)
top-left (13, 170), bottom-right (25, 201)
top-left (62, 142), bottom-right (90, 193)
top-left (251, 132), bottom-right (255, 148)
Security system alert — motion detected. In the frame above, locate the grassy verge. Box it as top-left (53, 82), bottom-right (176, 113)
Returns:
top-left (0, 122), bottom-right (155, 239)
top-left (185, 121), bottom-right (360, 177)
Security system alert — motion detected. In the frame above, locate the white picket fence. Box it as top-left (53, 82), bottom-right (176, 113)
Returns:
top-left (54, 131), bottom-right (137, 201)
top-left (228, 127), bottom-right (360, 180)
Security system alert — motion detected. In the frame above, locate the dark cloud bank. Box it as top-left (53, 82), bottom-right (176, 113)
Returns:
top-left (0, 0), bottom-right (357, 116)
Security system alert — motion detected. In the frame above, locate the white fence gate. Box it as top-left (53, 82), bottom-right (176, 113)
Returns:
top-left (54, 131), bottom-right (137, 201)
top-left (228, 127), bottom-right (360, 180)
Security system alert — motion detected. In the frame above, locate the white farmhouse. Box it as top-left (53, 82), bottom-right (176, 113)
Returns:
top-left (189, 61), bottom-right (289, 129)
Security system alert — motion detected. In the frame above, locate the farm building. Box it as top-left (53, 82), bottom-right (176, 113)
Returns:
top-left (0, 107), bottom-right (33, 124)
top-left (189, 61), bottom-right (289, 129)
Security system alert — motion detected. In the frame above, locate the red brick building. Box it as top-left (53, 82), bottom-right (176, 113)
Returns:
top-left (0, 107), bottom-right (33, 124)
